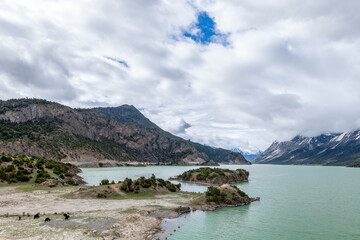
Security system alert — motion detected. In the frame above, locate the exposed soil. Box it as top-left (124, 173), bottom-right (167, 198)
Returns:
top-left (0, 185), bottom-right (194, 240)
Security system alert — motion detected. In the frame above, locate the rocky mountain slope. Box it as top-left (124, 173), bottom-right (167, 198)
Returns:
top-left (0, 98), bottom-right (249, 166)
top-left (0, 99), bottom-right (206, 166)
top-left (0, 154), bottom-right (84, 186)
top-left (254, 131), bottom-right (360, 166)
top-left (89, 105), bottom-right (161, 130)
top-left (89, 106), bottom-right (249, 165)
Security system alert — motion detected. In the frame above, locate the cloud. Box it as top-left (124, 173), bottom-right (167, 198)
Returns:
top-left (1, 0), bottom-right (360, 153)
top-left (161, 117), bottom-right (191, 134)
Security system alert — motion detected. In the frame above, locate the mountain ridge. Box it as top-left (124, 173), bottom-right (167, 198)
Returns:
top-left (254, 131), bottom-right (360, 166)
top-left (89, 106), bottom-right (249, 165)
top-left (0, 98), bottom-right (249, 166)
top-left (0, 98), bottom-right (205, 166)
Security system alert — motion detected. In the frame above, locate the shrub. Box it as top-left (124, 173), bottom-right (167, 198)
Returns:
top-left (97, 193), bottom-right (107, 198)
top-left (209, 172), bottom-right (219, 179)
top-left (5, 165), bottom-right (15, 172)
top-left (139, 177), bottom-right (152, 188)
top-left (231, 185), bottom-right (246, 197)
top-left (66, 180), bottom-right (77, 186)
top-left (120, 178), bottom-right (133, 192)
top-left (35, 170), bottom-right (51, 183)
top-left (166, 184), bottom-right (176, 192)
top-left (0, 156), bottom-right (12, 162)
top-left (35, 159), bottom-right (46, 168)
top-left (0, 169), bottom-right (8, 181)
top-left (53, 165), bottom-right (68, 175)
top-left (196, 173), bottom-right (206, 180)
top-left (157, 178), bottom-right (166, 187)
top-left (16, 174), bottom-right (30, 182)
top-left (100, 179), bottom-right (110, 185)
top-left (205, 186), bottom-right (224, 203)
top-left (13, 159), bottom-right (23, 166)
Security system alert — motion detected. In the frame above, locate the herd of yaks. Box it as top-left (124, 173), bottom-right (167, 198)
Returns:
top-left (18, 213), bottom-right (70, 222)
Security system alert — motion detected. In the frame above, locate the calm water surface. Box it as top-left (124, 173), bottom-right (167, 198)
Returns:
top-left (80, 165), bottom-right (360, 240)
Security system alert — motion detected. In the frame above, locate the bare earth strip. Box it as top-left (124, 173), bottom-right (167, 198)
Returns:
top-left (0, 186), bottom-right (192, 240)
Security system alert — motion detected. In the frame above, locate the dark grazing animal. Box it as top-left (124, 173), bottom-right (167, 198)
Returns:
top-left (64, 213), bottom-right (70, 220)
top-left (34, 214), bottom-right (40, 219)
top-left (44, 217), bottom-right (51, 222)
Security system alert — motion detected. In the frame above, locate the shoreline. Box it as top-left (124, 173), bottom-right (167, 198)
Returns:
top-left (67, 161), bottom-right (250, 168)
top-left (0, 183), bottom-right (259, 239)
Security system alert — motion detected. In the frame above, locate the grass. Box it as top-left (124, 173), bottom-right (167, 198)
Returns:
top-left (119, 207), bottom-right (142, 214)
top-left (102, 192), bottom-right (159, 200)
top-left (144, 204), bottom-right (169, 210)
top-left (19, 183), bottom-right (81, 193)
top-left (190, 196), bottom-right (206, 206)
top-left (0, 182), bottom-right (31, 188)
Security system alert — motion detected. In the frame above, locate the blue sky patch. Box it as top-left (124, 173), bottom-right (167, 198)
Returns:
top-left (184, 11), bottom-right (229, 46)
top-left (104, 56), bottom-right (129, 68)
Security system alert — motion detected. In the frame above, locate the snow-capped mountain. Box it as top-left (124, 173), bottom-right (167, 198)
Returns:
top-left (230, 148), bottom-right (263, 161)
top-left (254, 130), bottom-right (360, 166)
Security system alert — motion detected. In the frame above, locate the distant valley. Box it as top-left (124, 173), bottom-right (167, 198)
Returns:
top-left (230, 148), bottom-right (262, 161)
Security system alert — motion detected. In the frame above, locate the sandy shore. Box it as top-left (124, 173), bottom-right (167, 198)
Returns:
top-left (0, 185), bottom-right (195, 240)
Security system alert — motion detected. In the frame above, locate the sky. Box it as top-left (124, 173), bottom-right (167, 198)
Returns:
top-left (1, 0), bottom-right (360, 153)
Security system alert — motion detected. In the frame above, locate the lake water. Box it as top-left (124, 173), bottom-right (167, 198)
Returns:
top-left (80, 165), bottom-right (360, 240)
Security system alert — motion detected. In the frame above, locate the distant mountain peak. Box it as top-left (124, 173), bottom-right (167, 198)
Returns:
top-left (229, 148), bottom-right (262, 161)
top-left (89, 105), bottom-right (160, 130)
top-left (254, 130), bottom-right (360, 166)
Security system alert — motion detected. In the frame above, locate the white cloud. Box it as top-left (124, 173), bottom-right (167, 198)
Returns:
top-left (1, 0), bottom-right (360, 153)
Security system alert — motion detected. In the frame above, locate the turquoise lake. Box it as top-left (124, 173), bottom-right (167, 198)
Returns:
top-left (80, 165), bottom-right (360, 240)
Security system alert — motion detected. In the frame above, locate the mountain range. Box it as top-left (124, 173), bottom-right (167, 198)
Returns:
top-left (229, 148), bottom-right (262, 161)
top-left (254, 131), bottom-right (360, 167)
top-left (0, 98), bottom-right (249, 167)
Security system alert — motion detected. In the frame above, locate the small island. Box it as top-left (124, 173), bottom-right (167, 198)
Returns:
top-left (194, 184), bottom-right (260, 210)
top-left (170, 167), bottom-right (249, 185)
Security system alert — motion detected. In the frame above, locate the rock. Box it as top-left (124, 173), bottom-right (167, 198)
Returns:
top-left (175, 206), bottom-right (191, 214)
top-left (40, 179), bottom-right (60, 187)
